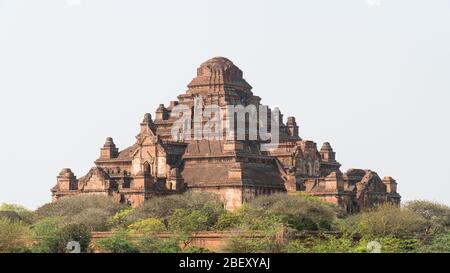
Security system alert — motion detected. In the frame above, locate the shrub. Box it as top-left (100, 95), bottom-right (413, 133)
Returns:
top-left (96, 231), bottom-right (139, 253)
top-left (224, 206), bottom-right (286, 253)
top-left (0, 203), bottom-right (33, 223)
top-left (125, 192), bottom-right (223, 224)
top-left (69, 208), bottom-right (112, 231)
top-left (168, 209), bottom-right (209, 233)
top-left (341, 203), bottom-right (428, 238)
top-left (47, 224), bottom-right (92, 253)
top-left (286, 234), bottom-right (359, 253)
top-left (246, 194), bottom-right (337, 231)
top-left (110, 207), bottom-right (133, 228)
top-left (0, 218), bottom-right (33, 253)
top-left (128, 218), bottom-right (166, 234)
top-left (30, 217), bottom-right (64, 253)
top-left (215, 212), bottom-right (242, 230)
top-left (34, 195), bottom-right (122, 221)
top-left (33, 195), bottom-right (123, 232)
top-left (137, 235), bottom-right (181, 253)
top-left (418, 232), bottom-right (450, 253)
top-left (404, 200), bottom-right (450, 234)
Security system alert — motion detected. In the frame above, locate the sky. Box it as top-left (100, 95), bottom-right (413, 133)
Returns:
top-left (0, 0), bottom-right (449, 209)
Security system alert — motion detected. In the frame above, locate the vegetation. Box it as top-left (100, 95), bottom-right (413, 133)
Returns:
top-left (0, 194), bottom-right (449, 253)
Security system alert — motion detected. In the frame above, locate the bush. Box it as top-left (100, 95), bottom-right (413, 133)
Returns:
top-left (96, 231), bottom-right (139, 253)
top-left (33, 195), bottom-right (123, 231)
top-left (224, 206), bottom-right (286, 253)
top-left (34, 195), bottom-right (122, 220)
top-left (110, 207), bottom-right (133, 228)
top-left (286, 234), bottom-right (359, 253)
top-left (0, 218), bottom-right (33, 253)
top-left (137, 235), bottom-right (181, 253)
top-left (125, 192), bottom-right (223, 225)
top-left (47, 224), bottom-right (92, 253)
top-left (340, 203), bottom-right (428, 238)
top-left (168, 209), bottom-right (209, 233)
top-left (245, 194), bottom-right (336, 231)
top-left (69, 208), bottom-right (112, 231)
top-left (30, 217), bottom-right (64, 253)
top-left (0, 203), bottom-right (33, 223)
top-left (404, 200), bottom-right (450, 234)
top-left (215, 212), bottom-right (242, 230)
top-left (418, 232), bottom-right (450, 253)
top-left (128, 218), bottom-right (166, 234)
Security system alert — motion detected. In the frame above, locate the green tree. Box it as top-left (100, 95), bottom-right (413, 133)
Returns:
top-left (128, 218), bottom-right (166, 234)
top-left (33, 195), bottom-right (123, 232)
top-left (168, 209), bottom-right (209, 233)
top-left (340, 203), bottom-right (428, 238)
top-left (0, 218), bottom-right (33, 253)
top-left (215, 211), bottom-right (242, 230)
top-left (125, 192), bottom-right (223, 225)
top-left (47, 224), bottom-right (92, 253)
top-left (30, 217), bottom-right (64, 253)
top-left (246, 193), bottom-right (337, 231)
top-left (137, 235), bottom-right (181, 253)
top-left (109, 207), bottom-right (133, 228)
top-left (418, 232), bottom-right (450, 253)
top-left (96, 231), bottom-right (139, 253)
top-left (404, 200), bottom-right (450, 235)
top-left (0, 203), bottom-right (33, 223)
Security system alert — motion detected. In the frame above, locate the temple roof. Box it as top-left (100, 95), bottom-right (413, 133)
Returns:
top-left (187, 56), bottom-right (252, 92)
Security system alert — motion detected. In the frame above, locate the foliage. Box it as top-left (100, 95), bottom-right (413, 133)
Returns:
top-left (417, 232), bottom-right (450, 253)
top-left (33, 196), bottom-right (123, 232)
top-left (245, 194), bottom-right (337, 231)
top-left (128, 218), bottom-right (166, 234)
top-left (286, 234), bottom-right (360, 253)
top-left (125, 192), bottom-right (224, 225)
top-left (47, 224), bottom-right (92, 253)
top-left (30, 217), bottom-right (64, 253)
top-left (0, 203), bottom-right (33, 223)
top-left (34, 195), bottom-right (122, 221)
top-left (339, 203), bottom-right (428, 238)
top-left (96, 231), bottom-right (139, 253)
top-left (0, 218), bottom-right (33, 253)
top-left (404, 200), bottom-right (450, 235)
top-left (215, 211), bottom-right (242, 230)
top-left (168, 209), bottom-right (209, 233)
top-left (109, 207), bottom-right (133, 228)
top-left (137, 235), bottom-right (182, 253)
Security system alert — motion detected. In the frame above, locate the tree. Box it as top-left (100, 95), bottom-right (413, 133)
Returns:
top-left (69, 208), bottom-right (112, 231)
top-left (418, 232), bottom-right (450, 253)
top-left (34, 195), bottom-right (123, 221)
top-left (30, 217), bottom-right (64, 253)
top-left (215, 211), bottom-right (242, 230)
top-left (341, 203), bottom-right (428, 239)
top-left (0, 218), bottom-right (33, 253)
top-left (137, 235), bottom-right (181, 253)
top-left (33, 195), bottom-right (123, 232)
top-left (125, 192), bottom-right (224, 225)
top-left (96, 231), bottom-right (139, 253)
top-left (245, 194), bottom-right (337, 231)
top-left (128, 218), bottom-right (166, 234)
top-left (168, 209), bottom-right (209, 233)
top-left (109, 207), bottom-right (133, 228)
top-left (47, 224), bottom-right (92, 253)
top-left (0, 203), bottom-right (33, 223)
top-left (404, 200), bottom-right (450, 235)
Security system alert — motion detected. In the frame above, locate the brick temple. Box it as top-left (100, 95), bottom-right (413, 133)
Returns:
top-left (51, 57), bottom-right (400, 212)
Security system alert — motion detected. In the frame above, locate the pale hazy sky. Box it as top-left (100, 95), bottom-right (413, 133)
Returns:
top-left (0, 0), bottom-right (449, 209)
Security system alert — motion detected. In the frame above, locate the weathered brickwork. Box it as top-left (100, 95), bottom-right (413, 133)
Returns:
top-left (51, 57), bottom-right (400, 212)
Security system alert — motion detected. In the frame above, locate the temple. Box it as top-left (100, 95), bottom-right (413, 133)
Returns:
top-left (51, 57), bottom-right (400, 212)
